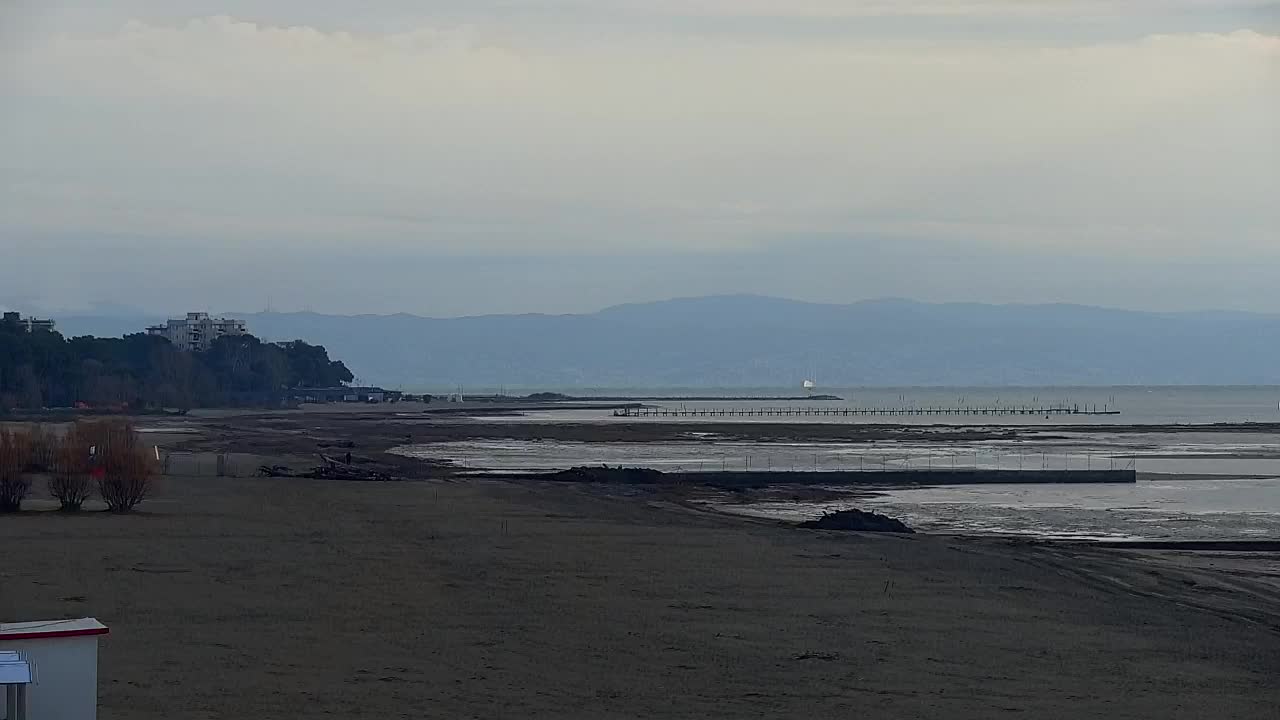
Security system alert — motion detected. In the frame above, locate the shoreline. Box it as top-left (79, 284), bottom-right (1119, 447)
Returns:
top-left (5, 465), bottom-right (1278, 718)
top-left (151, 408), bottom-right (1280, 551)
top-left (5, 409), bottom-right (1278, 716)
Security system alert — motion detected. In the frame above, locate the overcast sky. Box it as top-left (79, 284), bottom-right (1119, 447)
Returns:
top-left (2, 1), bottom-right (1277, 316)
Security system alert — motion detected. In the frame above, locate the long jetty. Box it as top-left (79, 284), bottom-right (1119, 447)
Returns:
top-left (517, 467), bottom-right (1137, 487)
top-left (613, 404), bottom-right (1119, 418)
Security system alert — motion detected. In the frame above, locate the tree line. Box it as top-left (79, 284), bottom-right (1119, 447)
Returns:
top-left (0, 321), bottom-right (354, 410)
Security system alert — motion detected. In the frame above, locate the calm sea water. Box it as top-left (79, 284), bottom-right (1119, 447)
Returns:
top-left (400, 386), bottom-right (1280, 540)
top-left (454, 385), bottom-right (1280, 425)
top-left (717, 478), bottom-right (1280, 542)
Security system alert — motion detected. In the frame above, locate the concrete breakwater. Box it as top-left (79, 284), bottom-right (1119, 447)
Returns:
top-left (506, 467), bottom-right (1137, 488)
top-left (614, 404), bottom-right (1119, 418)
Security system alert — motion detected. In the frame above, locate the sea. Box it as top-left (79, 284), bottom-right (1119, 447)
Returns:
top-left (396, 386), bottom-right (1280, 542)
top-left (458, 385), bottom-right (1280, 425)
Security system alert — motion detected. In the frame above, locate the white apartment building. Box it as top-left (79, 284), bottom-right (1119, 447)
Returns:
top-left (146, 312), bottom-right (247, 352)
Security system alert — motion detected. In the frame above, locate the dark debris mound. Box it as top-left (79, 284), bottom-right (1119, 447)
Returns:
top-left (547, 466), bottom-right (666, 484)
top-left (798, 509), bottom-right (914, 533)
top-left (256, 455), bottom-right (396, 482)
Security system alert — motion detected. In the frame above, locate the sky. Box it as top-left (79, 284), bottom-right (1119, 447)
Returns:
top-left (1, 1), bottom-right (1277, 317)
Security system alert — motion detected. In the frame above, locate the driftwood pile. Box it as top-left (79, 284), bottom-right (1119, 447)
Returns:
top-left (256, 454), bottom-right (394, 482)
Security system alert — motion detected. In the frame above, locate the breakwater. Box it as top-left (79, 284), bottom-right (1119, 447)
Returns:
top-left (514, 466), bottom-right (1136, 488)
top-left (615, 404), bottom-right (1119, 418)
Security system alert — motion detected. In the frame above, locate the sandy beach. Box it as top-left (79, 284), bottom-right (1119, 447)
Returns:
top-left (2, 411), bottom-right (1279, 718)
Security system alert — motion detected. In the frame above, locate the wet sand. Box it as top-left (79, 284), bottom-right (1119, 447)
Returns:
top-left (3, 411), bottom-right (1279, 718)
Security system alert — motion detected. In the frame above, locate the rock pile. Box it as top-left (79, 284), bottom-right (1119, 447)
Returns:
top-left (798, 509), bottom-right (914, 533)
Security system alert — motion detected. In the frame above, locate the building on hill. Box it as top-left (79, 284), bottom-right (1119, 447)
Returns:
top-left (2, 311), bottom-right (56, 332)
top-left (146, 312), bottom-right (247, 352)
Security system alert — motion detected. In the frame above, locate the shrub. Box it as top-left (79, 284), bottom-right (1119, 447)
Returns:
top-left (85, 421), bottom-right (155, 513)
top-left (49, 427), bottom-right (93, 512)
top-left (25, 424), bottom-right (57, 473)
top-left (0, 429), bottom-right (33, 512)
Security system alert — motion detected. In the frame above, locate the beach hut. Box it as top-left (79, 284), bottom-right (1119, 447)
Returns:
top-left (0, 619), bottom-right (109, 720)
top-left (0, 651), bottom-right (32, 720)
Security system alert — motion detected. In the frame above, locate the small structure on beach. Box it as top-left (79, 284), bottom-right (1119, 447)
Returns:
top-left (0, 618), bottom-right (109, 720)
top-left (0, 651), bottom-right (32, 720)
top-left (285, 386), bottom-right (401, 404)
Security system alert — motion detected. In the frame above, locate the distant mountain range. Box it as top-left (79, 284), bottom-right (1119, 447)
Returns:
top-left (50, 296), bottom-right (1280, 388)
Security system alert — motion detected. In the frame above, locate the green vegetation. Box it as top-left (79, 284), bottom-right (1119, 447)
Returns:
top-left (0, 320), bottom-right (353, 410)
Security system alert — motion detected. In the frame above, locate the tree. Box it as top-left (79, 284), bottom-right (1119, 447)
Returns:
top-left (0, 327), bottom-right (354, 410)
top-left (25, 424), bottom-right (56, 472)
top-left (49, 426), bottom-right (93, 511)
top-left (277, 340), bottom-right (354, 387)
top-left (0, 429), bottom-right (32, 512)
top-left (83, 420), bottom-right (155, 513)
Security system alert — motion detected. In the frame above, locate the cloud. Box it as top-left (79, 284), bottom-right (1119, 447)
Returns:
top-left (0, 6), bottom-right (1277, 312)
top-left (11, 1), bottom-right (1275, 21)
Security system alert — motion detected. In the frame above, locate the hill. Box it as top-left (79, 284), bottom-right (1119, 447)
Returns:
top-left (52, 296), bottom-right (1280, 388)
top-left (0, 320), bottom-right (352, 410)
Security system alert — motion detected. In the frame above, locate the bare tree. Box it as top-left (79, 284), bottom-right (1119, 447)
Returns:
top-left (49, 426), bottom-right (93, 512)
top-left (83, 421), bottom-right (155, 513)
top-left (0, 429), bottom-right (32, 512)
top-left (25, 424), bottom-right (56, 473)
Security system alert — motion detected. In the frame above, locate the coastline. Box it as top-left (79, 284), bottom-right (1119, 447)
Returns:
top-left (5, 408), bottom-right (1275, 717)
top-left (4, 462), bottom-right (1278, 718)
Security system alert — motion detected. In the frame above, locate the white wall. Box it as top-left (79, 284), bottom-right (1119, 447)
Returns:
top-left (0, 636), bottom-right (99, 720)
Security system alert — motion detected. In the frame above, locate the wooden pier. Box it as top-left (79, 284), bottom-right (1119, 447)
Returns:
top-left (613, 404), bottom-right (1119, 418)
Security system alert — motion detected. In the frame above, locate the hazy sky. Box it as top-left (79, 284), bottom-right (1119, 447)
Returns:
top-left (2, 1), bottom-right (1277, 316)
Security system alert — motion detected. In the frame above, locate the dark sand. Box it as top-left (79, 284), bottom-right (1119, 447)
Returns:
top-left (2, 474), bottom-right (1277, 718)
top-left (3, 411), bottom-right (1279, 718)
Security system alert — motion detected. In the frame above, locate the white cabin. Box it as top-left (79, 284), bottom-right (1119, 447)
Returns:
top-left (0, 619), bottom-right (109, 720)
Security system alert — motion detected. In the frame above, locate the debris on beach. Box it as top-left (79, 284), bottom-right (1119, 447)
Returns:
top-left (546, 465), bottom-right (665, 484)
top-left (798, 509), bottom-right (914, 533)
top-left (308, 462), bottom-right (394, 482)
top-left (793, 651), bottom-right (840, 662)
top-left (256, 454), bottom-right (395, 482)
